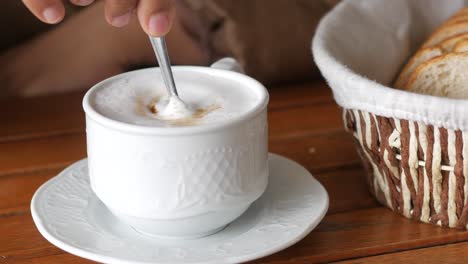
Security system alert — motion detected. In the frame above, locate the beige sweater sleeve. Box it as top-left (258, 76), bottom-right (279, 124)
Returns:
top-left (178, 0), bottom-right (338, 85)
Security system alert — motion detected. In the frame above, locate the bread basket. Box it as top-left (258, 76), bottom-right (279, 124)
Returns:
top-left (313, 0), bottom-right (468, 228)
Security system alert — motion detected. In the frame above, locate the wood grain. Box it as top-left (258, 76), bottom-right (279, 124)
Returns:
top-left (318, 167), bottom-right (378, 214)
top-left (0, 79), bottom-right (350, 177)
top-left (0, 135), bottom-right (86, 176)
top-left (256, 208), bottom-right (468, 263)
top-left (2, 81), bottom-right (462, 264)
top-left (268, 81), bottom-right (333, 110)
top-left (0, 129), bottom-right (359, 177)
top-left (269, 103), bottom-right (343, 140)
top-left (6, 253), bottom-right (93, 264)
top-left (335, 241), bottom-right (468, 264)
top-left (0, 81), bottom-right (334, 142)
top-left (0, 92), bottom-right (85, 142)
top-left (0, 165), bottom-right (370, 218)
top-left (4, 206), bottom-right (468, 263)
top-left (0, 213), bottom-right (53, 257)
top-left (0, 247), bottom-right (65, 264)
top-left (0, 165), bottom-right (376, 263)
top-left (0, 169), bottom-right (61, 214)
top-left (270, 131), bottom-right (359, 174)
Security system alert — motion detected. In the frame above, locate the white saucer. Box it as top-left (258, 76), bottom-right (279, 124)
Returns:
top-left (31, 153), bottom-right (328, 264)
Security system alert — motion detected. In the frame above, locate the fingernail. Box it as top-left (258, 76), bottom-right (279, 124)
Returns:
top-left (73, 0), bottom-right (95, 6)
top-left (43, 7), bottom-right (61, 23)
top-left (112, 12), bottom-right (131, 27)
top-left (148, 13), bottom-right (170, 36)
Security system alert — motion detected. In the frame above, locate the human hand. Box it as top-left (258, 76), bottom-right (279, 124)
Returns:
top-left (1, 1), bottom-right (206, 97)
top-left (21, 0), bottom-right (174, 36)
top-left (0, 2), bottom-right (140, 97)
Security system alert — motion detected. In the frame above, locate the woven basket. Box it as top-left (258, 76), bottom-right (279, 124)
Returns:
top-left (343, 109), bottom-right (468, 228)
top-left (313, 0), bottom-right (468, 229)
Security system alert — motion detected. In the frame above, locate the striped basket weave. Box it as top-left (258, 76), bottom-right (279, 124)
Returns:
top-left (312, 0), bottom-right (468, 229)
top-left (343, 109), bottom-right (468, 229)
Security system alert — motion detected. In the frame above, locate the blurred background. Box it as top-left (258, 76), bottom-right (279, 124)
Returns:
top-left (0, 0), bottom-right (339, 98)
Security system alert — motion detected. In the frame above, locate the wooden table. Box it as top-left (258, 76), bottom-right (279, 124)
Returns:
top-left (1, 80), bottom-right (468, 264)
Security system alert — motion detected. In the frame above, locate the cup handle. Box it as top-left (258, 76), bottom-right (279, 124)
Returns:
top-left (210, 57), bottom-right (244, 74)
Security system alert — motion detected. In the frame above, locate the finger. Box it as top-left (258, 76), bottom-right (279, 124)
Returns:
top-left (22, 0), bottom-right (66, 24)
top-left (137, 0), bottom-right (175, 37)
top-left (69, 0), bottom-right (95, 7)
top-left (104, 0), bottom-right (138, 27)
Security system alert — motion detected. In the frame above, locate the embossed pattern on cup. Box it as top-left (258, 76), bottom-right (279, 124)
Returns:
top-left (83, 61), bottom-right (269, 238)
top-left (86, 111), bottom-right (268, 218)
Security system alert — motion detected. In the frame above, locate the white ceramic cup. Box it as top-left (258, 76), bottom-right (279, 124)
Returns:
top-left (83, 58), bottom-right (269, 239)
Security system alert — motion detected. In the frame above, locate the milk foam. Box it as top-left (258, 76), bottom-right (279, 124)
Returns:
top-left (93, 70), bottom-right (259, 127)
top-left (157, 96), bottom-right (194, 120)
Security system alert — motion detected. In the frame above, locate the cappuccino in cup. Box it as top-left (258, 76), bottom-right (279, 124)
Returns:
top-left (93, 72), bottom-right (260, 127)
top-left (83, 61), bottom-right (269, 239)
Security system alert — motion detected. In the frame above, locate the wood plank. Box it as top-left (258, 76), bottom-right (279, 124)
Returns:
top-left (0, 152), bottom-right (372, 261)
top-left (0, 213), bottom-right (53, 257)
top-left (0, 135), bottom-right (86, 176)
top-left (0, 169), bottom-right (61, 213)
top-left (5, 253), bottom-right (92, 264)
top-left (0, 247), bottom-right (65, 264)
top-left (319, 167), bottom-right (378, 215)
top-left (0, 127), bottom-right (358, 176)
top-left (0, 150), bottom-right (442, 264)
top-left (0, 92), bottom-right (85, 142)
top-left (13, 240), bottom-right (468, 264)
top-left (0, 82), bottom-right (336, 142)
top-left (5, 207), bottom-right (468, 263)
top-left (0, 81), bottom-right (364, 264)
top-left (336, 241), bottom-right (468, 264)
top-left (0, 129), bottom-right (361, 217)
top-left (269, 103), bottom-right (343, 140)
top-left (0, 162), bottom-right (371, 218)
top-left (270, 131), bottom-right (359, 174)
top-left (268, 81), bottom-right (333, 110)
top-left (256, 208), bottom-right (468, 263)
top-left (0, 90), bottom-right (346, 175)
top-left (0, 165), bottom-right (373, 262)
top-left (0, 102), bottom-right (346, 177)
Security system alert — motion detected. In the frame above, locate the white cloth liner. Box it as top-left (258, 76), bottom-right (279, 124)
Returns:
top-left (313, 0), bottom-right (468, 131)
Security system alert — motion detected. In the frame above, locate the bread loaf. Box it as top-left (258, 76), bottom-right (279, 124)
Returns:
top-left (454, 39), bottom-right (468, 52)
top-left (422, 22), bottom-right (468, 48)
top-left (393, 47), bottom-right (442, 89)
top-left (440, 33), bottom-right (468, 51)
top-left (406, 53), bottom-right (468, 99)
top-left (394, 7), bottom-right (468, 98)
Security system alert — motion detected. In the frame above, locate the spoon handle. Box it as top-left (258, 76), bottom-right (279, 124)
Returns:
top-left (149, 36), bottom-right (179, 97)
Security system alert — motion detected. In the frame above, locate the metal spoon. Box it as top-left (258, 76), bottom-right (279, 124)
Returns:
top-left (149, 36), bottom-right (179, 97)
